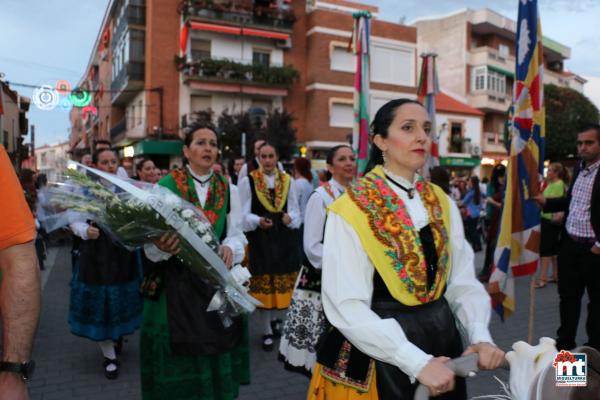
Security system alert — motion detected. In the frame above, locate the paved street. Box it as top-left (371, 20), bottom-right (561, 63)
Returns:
top-left (29, 243), bottom-right (588, 399)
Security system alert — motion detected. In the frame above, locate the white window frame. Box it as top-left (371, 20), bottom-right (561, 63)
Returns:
top-left (330, 42), bottom-right (355, 73)
top-left (471, 66), bottom-right (507, 96)
top-left (498, 44), bottom-right (509, 59)
top-left (370, 42), bottom-right (414, 86)
top-left (329, 99), bottom-right (354, 128)
top-left (472, 66), bottom-right (487, 92)
top-left (252, 48), bottom-right (272, 66)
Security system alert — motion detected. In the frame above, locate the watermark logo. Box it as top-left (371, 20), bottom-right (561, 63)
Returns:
top-left (553, 350), bottom-right (587, 387)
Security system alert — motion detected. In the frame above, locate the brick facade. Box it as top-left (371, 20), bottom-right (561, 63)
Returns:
top-left (71, 0), bottom-right (418, 161)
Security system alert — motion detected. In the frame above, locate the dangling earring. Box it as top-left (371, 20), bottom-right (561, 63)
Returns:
top-left (382, 151), bottom-right (388, 166)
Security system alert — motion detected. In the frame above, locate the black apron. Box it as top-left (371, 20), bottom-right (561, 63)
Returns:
top-left (143, 189), bottom-right (240, 357)
top-left (78, 226), bottom-right (138, 285)
top-left (245, 174), bottom-right (301, 276)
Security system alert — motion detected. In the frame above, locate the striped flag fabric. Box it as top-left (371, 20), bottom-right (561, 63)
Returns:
top-left (488, 0), bottom-right (545, 320)
top-left (418, 53), bottom-right (440, 178)
top-left (351, 11), bottom-right (371, 176)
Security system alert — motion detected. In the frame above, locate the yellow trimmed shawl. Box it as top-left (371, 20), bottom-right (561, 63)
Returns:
top-left (249, 168), bottom-right (291, 213)
top-left (328, 166), bottom-right (453, 306)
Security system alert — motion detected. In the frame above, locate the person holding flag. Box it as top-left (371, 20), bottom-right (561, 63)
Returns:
top-left (307, 99), bottom-right (504, 399)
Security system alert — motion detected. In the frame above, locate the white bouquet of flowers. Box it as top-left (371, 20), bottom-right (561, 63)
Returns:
top-left (41, 163), bottom-right (259, 325)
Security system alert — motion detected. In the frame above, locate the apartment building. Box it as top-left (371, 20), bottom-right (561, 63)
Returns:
top-left (178, 0), bottom-right (297, 133)
top-left (299, 0), bottom-right (418, 158)
top-left (36, 141), bottom-right (70, 181)
top-left (0, 81), bottom-right (30, 168)
top-left (413, 8), bottom-right (586, 176)
top-left (70, 0), bottom-right (183, 168)
top-left (176, 0), bottom-right (420, 158)
top-left (70, 0), bottom-right (424, 166)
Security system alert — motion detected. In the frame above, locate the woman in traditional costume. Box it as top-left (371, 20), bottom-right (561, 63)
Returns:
top-left (279, 145), bottom-right (356, 376)
top-left (238, 142), bottom-right (302, 351)
top-left (307, 99), bottom-right (505, 399)
top-left (68, 148), bottom-right (143, 379)
top-left (141, 121), bottom-right (249, 400)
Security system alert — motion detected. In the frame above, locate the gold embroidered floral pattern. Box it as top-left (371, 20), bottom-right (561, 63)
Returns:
top-left (346, 166), bottom-right (450, 303)
top-left (249, 272), bottom-right (298, 295)
top-left (250, 169), bottom-right (290, 213)
top-left (320, 341), bottom-right (375, 393)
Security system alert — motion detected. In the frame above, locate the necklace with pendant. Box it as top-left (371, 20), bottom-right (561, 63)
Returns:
top-left (191, 173), bottom-right (211, 188)
top-left (385, 174), bottom-right (416, 199)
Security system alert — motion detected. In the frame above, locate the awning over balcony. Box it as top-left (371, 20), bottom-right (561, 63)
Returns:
top-left (134, 140), bottom-right (183, 156)
top-left (189, 21), bottom-right (290, 41)
top-left (488, 65), bottom-right (514, 78)
top-left (189, 81), bottom-right (288, 96)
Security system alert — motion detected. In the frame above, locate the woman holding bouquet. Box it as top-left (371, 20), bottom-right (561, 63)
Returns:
top-left (141, 120), bottom-right (249, 400)
top-left (68, 148), bottom-right (143, 379)
top-left (307, 99), bottom-right (504, 399)
top-left (279, 145), bottom-right (355, 376)
top-left (238, 142), bottom-right (302, 351)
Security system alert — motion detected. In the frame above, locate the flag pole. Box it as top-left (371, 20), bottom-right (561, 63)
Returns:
top-left (528, 274), bottom-right (536, 343)
top-left (418, 52), bottom-right (440, 180)
top-left (351, 11), bottom-right (371, 176)
top-left (487, 0), bottom-right (545, 326)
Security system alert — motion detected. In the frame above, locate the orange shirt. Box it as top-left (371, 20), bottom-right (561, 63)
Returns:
top-left (0, 145), bottom-right (35, 250)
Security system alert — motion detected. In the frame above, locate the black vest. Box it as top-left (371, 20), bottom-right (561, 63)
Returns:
top-left (246, 174), bottom-right (301, 275)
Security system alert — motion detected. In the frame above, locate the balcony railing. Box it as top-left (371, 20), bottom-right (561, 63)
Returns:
top-left (111, 61), bottom-right (144, 104)
top-left (469, 46), bottom-right (515, 77)
top-left (112, 3), bottom-right (146, 45)
top-left (482, 132), bottom-right (506, 153)
top-left (468, 91), bottom-right (510, 111)
top-left (110, 118), bottom-right (127, 139)
top-left (177, 56), bottom-right (298, 87)
top-left (181, 0), bottom-right (295, 32)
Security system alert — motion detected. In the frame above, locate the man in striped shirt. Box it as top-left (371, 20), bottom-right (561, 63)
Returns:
top-left (537, 123), bottom-right (600, 351)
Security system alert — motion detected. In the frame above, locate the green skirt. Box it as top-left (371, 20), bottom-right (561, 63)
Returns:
top-left (140, 294), bottom-right (250, 400)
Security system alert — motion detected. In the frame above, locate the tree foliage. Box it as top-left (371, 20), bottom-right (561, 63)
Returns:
top-left (545, 84), bottom-right (599, 161)
top-left (188, 108), bottom-right (298, 162)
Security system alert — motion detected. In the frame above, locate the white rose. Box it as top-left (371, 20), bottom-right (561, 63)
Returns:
top-left (201, 232), bottom-right (213, 243)
top-left (181, 209), bottom-right (195, 219)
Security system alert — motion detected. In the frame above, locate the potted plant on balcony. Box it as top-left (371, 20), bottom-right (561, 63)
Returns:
top-left (201, 58), bottom-right (221, 78)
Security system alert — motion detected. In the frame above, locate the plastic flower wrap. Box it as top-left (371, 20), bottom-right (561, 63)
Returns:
top-left (40, 164), bottom-right (259, 326)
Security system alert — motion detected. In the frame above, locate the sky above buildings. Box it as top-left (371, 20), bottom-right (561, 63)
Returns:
top-left (0, 0), bottom-right (599, 147)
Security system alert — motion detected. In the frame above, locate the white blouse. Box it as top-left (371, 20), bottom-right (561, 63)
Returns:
top-left (145, 168), bottom-right (247, 264)
top-left (321, 170), bottom-right (494, 383)
top-left (238, 172), bottom-right (301, 232)
top-left (303, 179), bottom-right (345, 269)
top-left (294, 177), bottom-right (314, 223)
